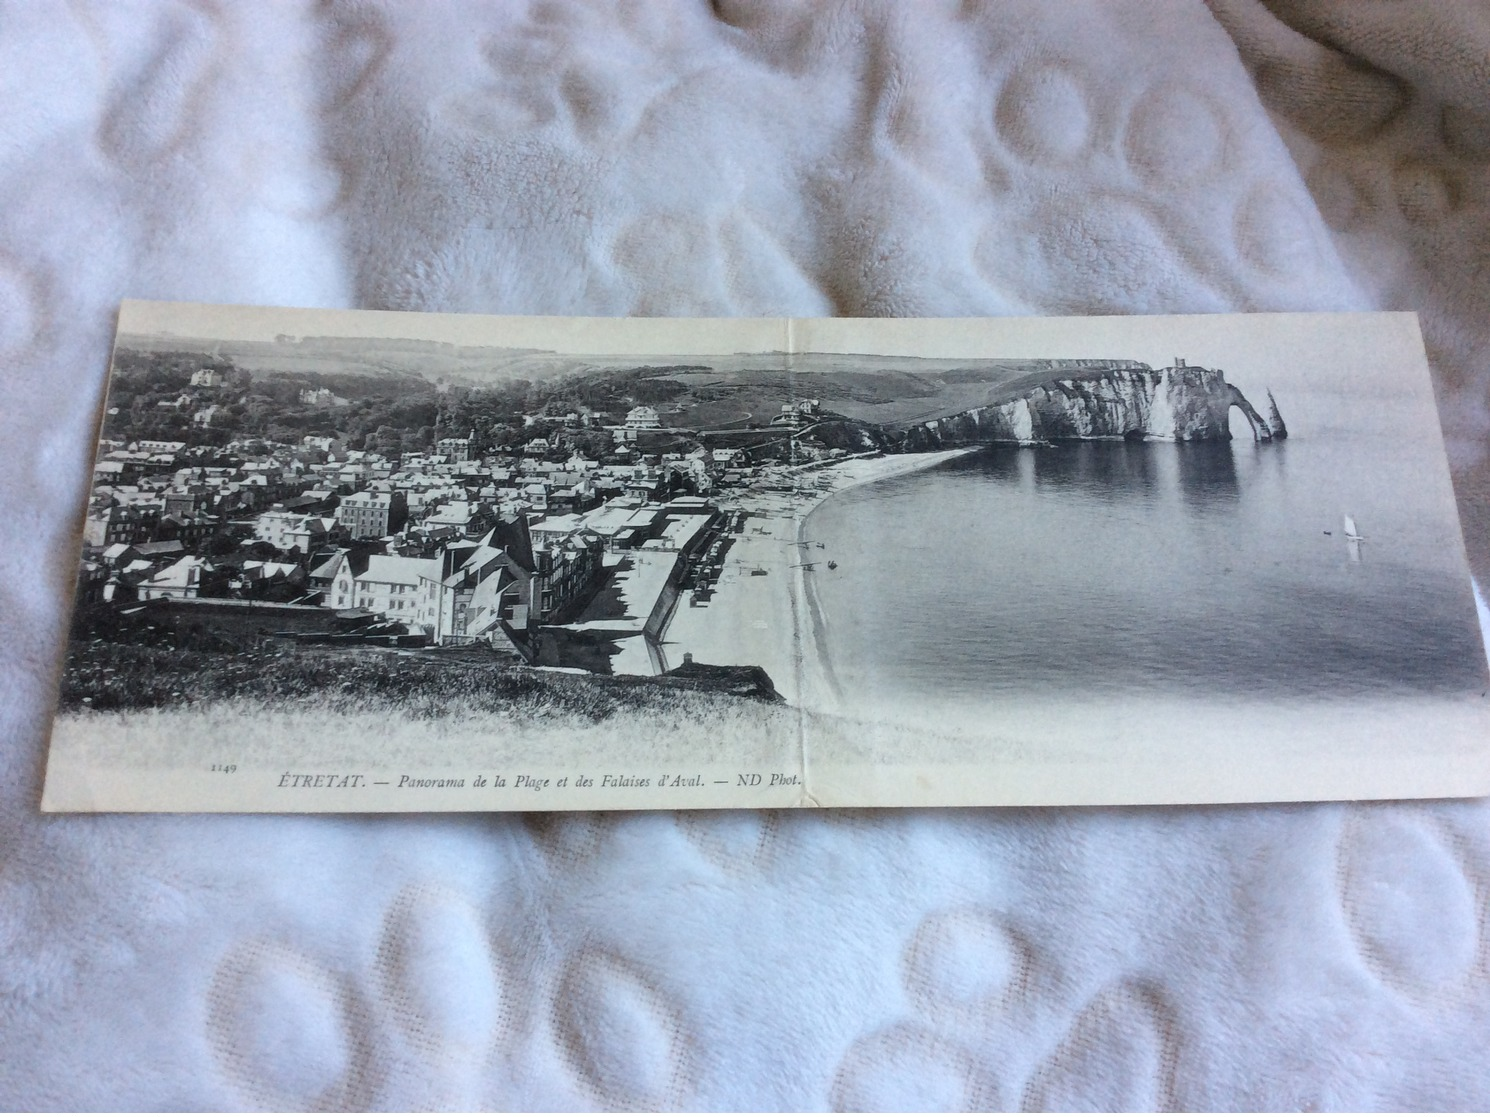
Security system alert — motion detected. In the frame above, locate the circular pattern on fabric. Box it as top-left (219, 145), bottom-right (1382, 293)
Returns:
top-left (995, 61), bottom-right (1093, 166)
top-left (831, 1023), bottom-right (998, 1112)
top-left (1339, 814), bottom-right (1478, 994)
top-left (206, 941), bottom-right (357, 1110)
top-left (1124, 84), bottom-right (1226, 186)
top-left (1233, 181), bottom-right (1320, 276)
top-left (678, 810), bottom-right (778, 873)
top-left (322, 16), bottom-right (391, 109)
top-left (375, 886), bottom-right (502, 1060)
top-left (553, 948), bottom-right (691, 1109)
top-left (96, 0), bottom-right (220, 170)
top-left (1023, 981), bottom-right (1173, 1112)
top-left (902, 907), bottom-right (1027, 1013)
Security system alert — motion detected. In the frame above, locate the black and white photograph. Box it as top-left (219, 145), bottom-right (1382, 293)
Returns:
top-left (43, 303), bottom-right (1490, 811)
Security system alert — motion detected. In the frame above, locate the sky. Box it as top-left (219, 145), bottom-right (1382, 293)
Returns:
top-left (120, 299), bottom-right (1433, 409)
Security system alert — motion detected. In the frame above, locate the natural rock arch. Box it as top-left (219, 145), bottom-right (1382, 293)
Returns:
top-left (1226, 384), bottom-right (1272, 441)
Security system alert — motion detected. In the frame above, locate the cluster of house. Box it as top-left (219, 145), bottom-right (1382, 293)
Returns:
top-left (769, 398), bottom-right (822, 427)
top-left (143, 369), bottom-right (232, 428)
top-left (77, 426), bottom-right (754, 649)
top-left (81, 541), bottom-right (304, 604)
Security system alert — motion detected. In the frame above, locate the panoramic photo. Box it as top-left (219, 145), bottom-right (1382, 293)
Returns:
top-left (43, 306), bottom-right (1490, 810)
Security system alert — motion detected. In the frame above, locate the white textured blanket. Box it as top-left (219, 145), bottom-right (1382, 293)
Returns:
top-left (4, 1), bottom-right (1490, 1109)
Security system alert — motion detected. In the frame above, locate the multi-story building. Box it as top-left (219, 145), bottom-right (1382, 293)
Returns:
top-left (435, 436), bottom-right (471, 462)
top-left (625, 406), bottom-right (662, 430)
top-left (322, 534), bottom-right (533, 645)
top-left (533, 531), bottom-right (603, 622)
top-left (155, 511), bottom-right (219, 550)
top-left (326, 553), bottom-right (439, 620)
top-left (133, 440), bottom-right (186, 455)
top-left (75, 560), bottom-right (108, 606)
top-left (336, 490), bottom-right (407, 539)
top-left (769, 398), bottom-right (821, 427)
top-left (318, 516), bottom-right (600, 644)
top-left (83, 503), bottom-right (160, 548)
top-left (417, 536), bottom-right (538, 641)
top-left (254, 510), bottom-right (337, 554)
top-left (163, 486), bottom-right (211, 518)
top-left (423, 500), bottom-right (493, 541)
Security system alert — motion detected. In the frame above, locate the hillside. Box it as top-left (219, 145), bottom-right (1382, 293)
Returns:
top-left (104, 333), bottom-right (1153, 454)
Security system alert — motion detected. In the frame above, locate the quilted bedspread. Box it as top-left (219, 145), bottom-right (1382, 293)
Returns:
top-left (5, 1), bottom-right (1490, 1109)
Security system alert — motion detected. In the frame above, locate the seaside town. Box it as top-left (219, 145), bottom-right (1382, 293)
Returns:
top-left (70, 352), bottom-right (935, 704)
top-left (71, 344), bottom-right (1267, 716)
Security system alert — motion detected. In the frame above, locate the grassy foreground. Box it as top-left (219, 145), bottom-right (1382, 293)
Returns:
top-left (55, 632), bottom-right (799, 771)
top-left (53, 684), bottom-right (803, 773)
top-left (61, 637), bottom-right (777, 717)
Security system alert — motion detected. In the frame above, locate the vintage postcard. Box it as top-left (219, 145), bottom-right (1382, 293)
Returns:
top-left (42, 303), bottom-right (1490, 811)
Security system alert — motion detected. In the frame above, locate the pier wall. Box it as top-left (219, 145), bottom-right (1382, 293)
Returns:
top-left (641, 516), bottom-right (725, 668)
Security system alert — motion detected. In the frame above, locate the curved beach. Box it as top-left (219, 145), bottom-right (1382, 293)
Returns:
top-left (660, 447), bottom-right (983, 708)
top-left (792, 447), bottom-right (985, 715)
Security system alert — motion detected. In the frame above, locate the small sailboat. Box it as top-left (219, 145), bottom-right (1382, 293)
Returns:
top-left (1344, 514), bottom-right (1364, 563)
top-left (826, 560), bottom-right (838, 570)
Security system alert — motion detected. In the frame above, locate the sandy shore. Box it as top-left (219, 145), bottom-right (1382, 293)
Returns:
top-left (659, 447), bottom-right (982, 707)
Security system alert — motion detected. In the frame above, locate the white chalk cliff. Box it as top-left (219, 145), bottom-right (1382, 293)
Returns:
top-left (902, 364), bottom-right (1284, 448)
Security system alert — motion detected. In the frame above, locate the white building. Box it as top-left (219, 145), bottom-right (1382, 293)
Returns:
top-left (254, 510), bottom-right (335, 554)
top-left (336, 490), bottom-right (407, 539)
top-left (137, 556), bottom-right (207, 600)
top-left (770, 399), bottom-right (821, 427)
top-left (423, 500), bottom-right (491, 539)
top-left (133, 440), bottom-right (186, 455)
top-left (322, 532), bottom-right (539, 644)
top-left (625, 406), bottom-right (662, 430)
top-left (435, 436), bottom-right (471, 462)
top-left (331, 553), bottom-right (439, 622)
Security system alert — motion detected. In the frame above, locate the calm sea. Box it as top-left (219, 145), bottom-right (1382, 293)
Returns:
top-left (802, 386), bottom-right (1489, 705)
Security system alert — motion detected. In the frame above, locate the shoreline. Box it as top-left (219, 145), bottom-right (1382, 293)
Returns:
top-left (791, 446), bottom-right (985, 715)
top-left (660, 445), bottom-right (984, 708)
